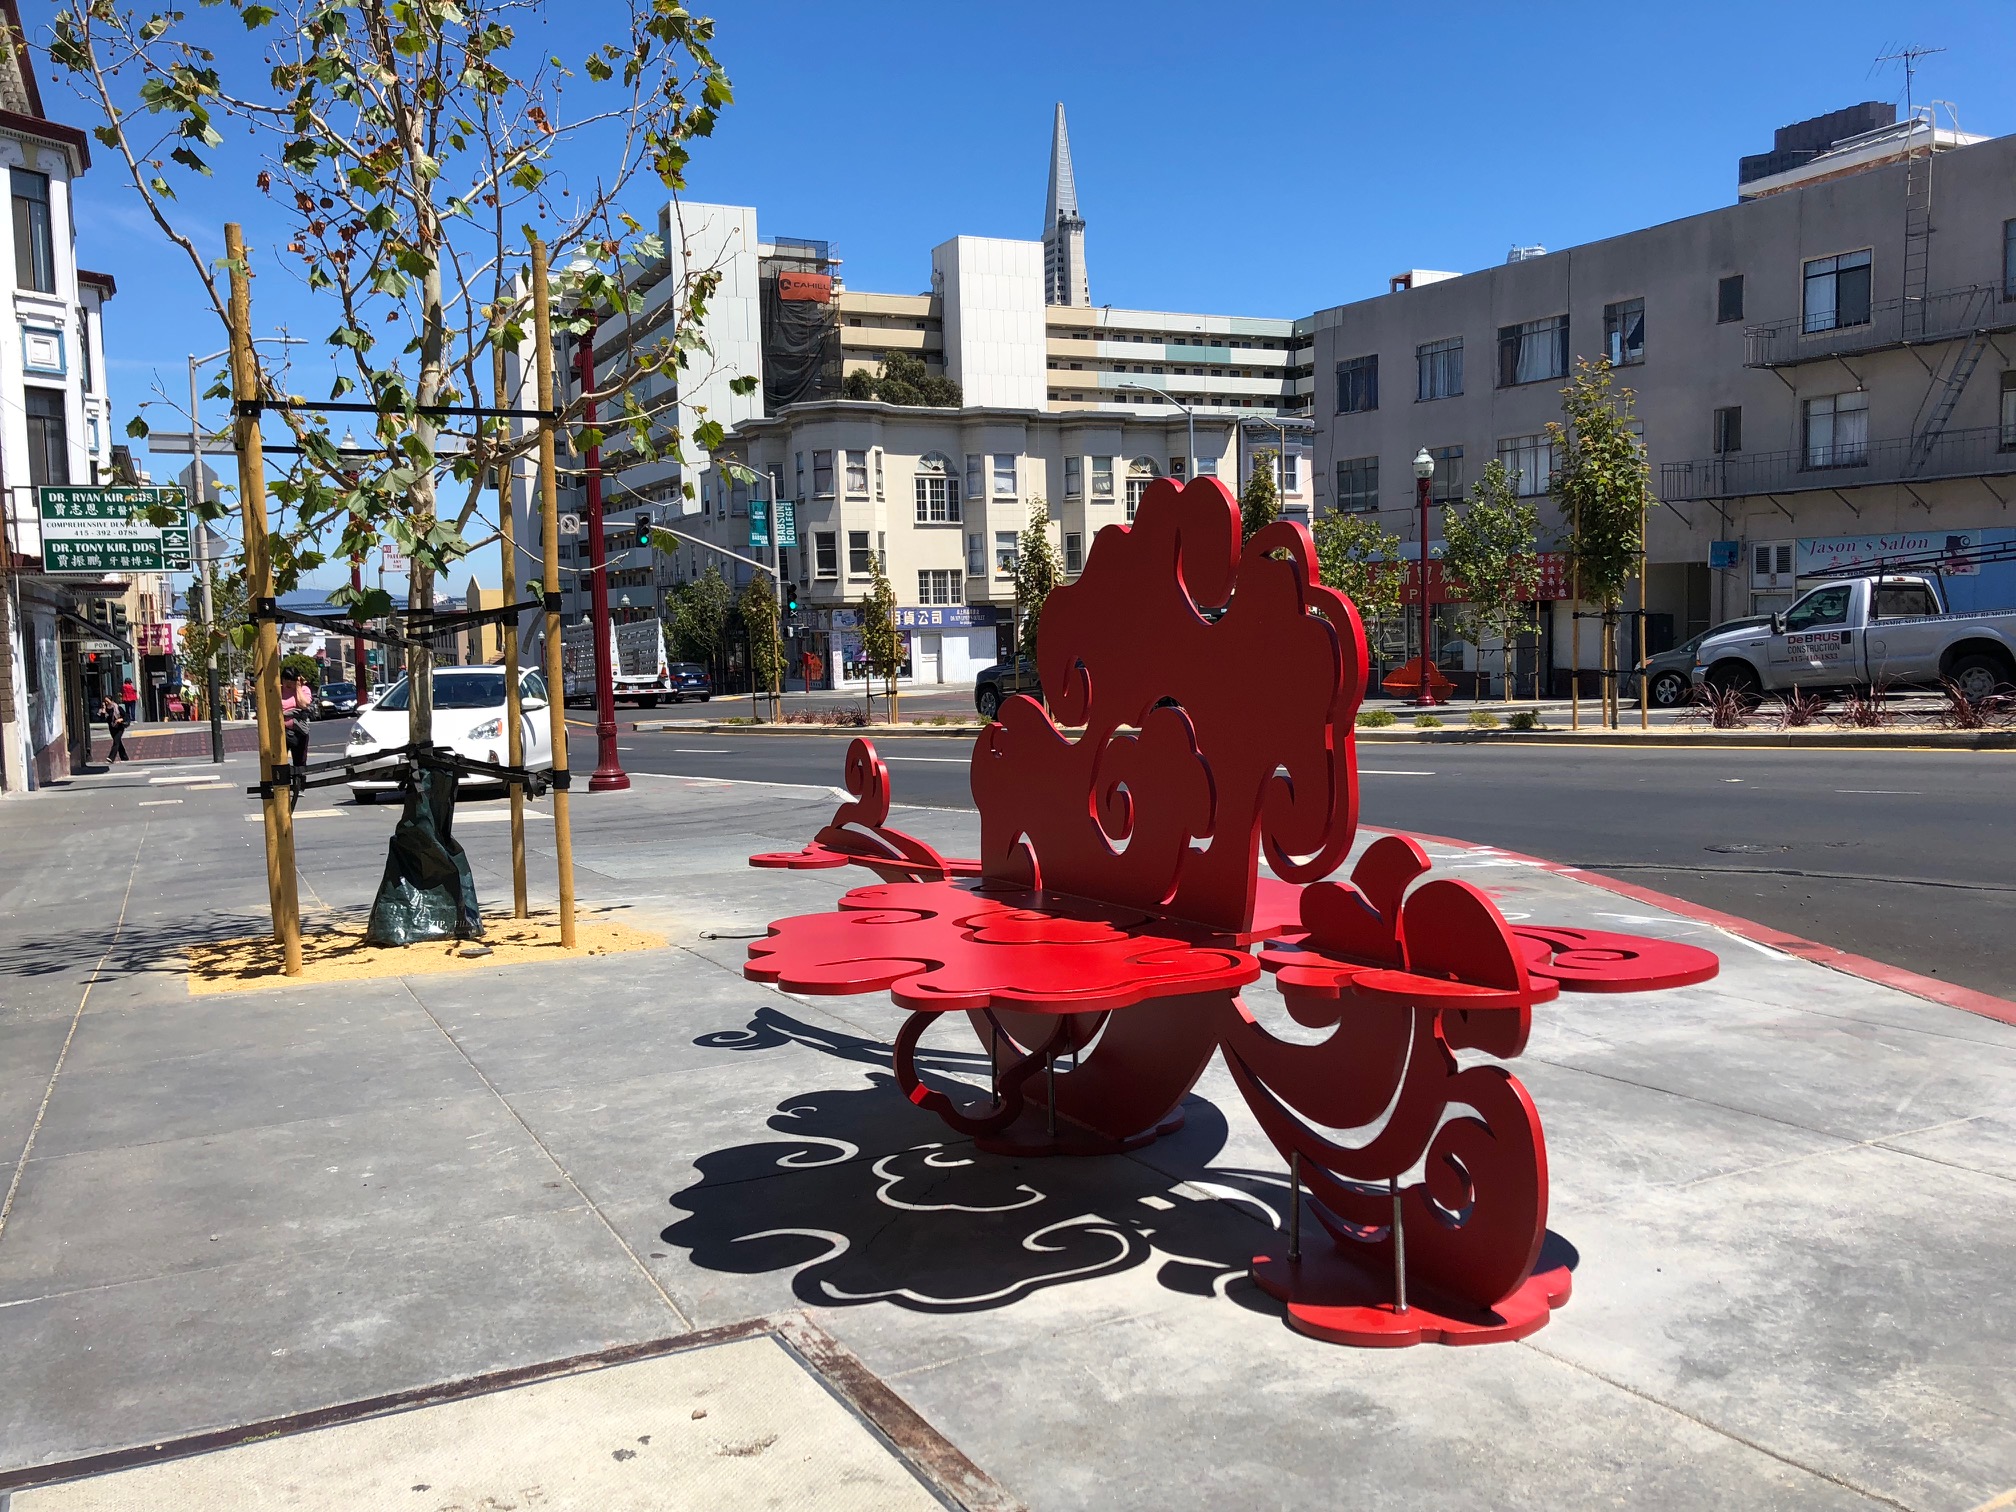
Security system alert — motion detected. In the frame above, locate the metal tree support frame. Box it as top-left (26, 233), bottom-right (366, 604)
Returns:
top-left (744, 476), bottom-right (1719, 1348)
top-left (221, 222), bottom-right (578, 966)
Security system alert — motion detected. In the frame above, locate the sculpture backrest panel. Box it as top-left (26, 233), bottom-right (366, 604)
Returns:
top-left (970, 477), bottom-right (1368, 933)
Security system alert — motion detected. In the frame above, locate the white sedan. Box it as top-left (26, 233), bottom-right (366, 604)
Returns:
top-left (346, 666), bottom-right (554, 803)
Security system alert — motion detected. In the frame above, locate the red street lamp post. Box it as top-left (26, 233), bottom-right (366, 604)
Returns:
top-left (1411, 446), bottom-right (1441, 707)
top-left (575, 320), bottom-right (629, 792)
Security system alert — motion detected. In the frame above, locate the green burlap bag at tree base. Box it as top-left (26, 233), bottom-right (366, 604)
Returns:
top-left (365, 766), bottom-right (484, 944)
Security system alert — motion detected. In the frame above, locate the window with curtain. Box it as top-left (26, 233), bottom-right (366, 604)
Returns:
top-left (25, 388), bottom-right (68, 487)
top-left (1335, 456), bottom-right (1377, 513)
top-left (913, 453), bottom-right (961, 523)
top-left (1416, 337), bottom-right (1463, 400)
top-left (1336, 354), bottom-right (1378, 413)
top-left (994, 531), bottom-right (1019, 574)
top-left (1603, 299), bottom-right (1645, 366)
top-left (992, 454), bottom-right (1017, 497)
top-left (1495, 434), bottom-right (1558, 496)
top-left (1091, 456), bottom-right (1114, 497)
top-left (844, 450), bottom-right (869, 496)
top-left (1497, 316), bottom-right (1569, 387)
top-left (12, 170), bottom-right (54, 294)
top-left (1124, 457), bottom-right (1158, 520)
top-left (1803, 250), bottom-right (1872, 334)
top-left (1803, 390), bottom-right (1869, 468)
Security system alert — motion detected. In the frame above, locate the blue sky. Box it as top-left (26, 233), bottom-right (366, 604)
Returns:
top-left (49, 0), bottom-right (2015, 589)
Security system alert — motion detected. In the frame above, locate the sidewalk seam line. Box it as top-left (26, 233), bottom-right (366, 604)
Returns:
top-left (1516, 1339), bottom-right (1926, 1512)
top-left (395, 977), bottom-right (692, 1328)
top-left (0, 822), bottom-right (148, 1252)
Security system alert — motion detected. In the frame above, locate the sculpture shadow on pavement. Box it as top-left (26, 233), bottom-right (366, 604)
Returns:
top-left (662, 1006), bottom-right (1579, 1322)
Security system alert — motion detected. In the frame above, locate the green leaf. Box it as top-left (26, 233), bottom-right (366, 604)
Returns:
top-left (727, 375), bottom-right (757, 396)
top-left (125, 415), bottom-right (151, 439)
top-left (241, 3), bottom-right (276, 24)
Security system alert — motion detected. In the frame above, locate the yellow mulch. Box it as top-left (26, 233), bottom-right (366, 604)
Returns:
top-left (186, 910), bottom-right (667, 995)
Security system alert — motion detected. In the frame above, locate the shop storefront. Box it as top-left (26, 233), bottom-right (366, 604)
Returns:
top-left (811, 604), bottom-right (1005, 690)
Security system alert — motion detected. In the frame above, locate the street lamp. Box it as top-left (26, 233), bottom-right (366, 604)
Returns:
top-left (186, 334), bottom-right (306, 762)
top-left (1117, 383), bottom-right (1196, 481)
top-left (1411, 447), bottom-right (1441, 707)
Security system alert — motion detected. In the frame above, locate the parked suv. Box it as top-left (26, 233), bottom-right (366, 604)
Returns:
top-left (974, 657), bottom-right (1041, 719)
top-left (669, 663), bottom-right (713, 702)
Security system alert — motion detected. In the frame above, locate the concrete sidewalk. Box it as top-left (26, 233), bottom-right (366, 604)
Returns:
top-left (1, 758), bottom-right (2012, 1510)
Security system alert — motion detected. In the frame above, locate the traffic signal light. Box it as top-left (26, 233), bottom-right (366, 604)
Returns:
top-left (635, 512), bottom-right (651, 550)
top-left (784, 583), bottom-right (799, 614)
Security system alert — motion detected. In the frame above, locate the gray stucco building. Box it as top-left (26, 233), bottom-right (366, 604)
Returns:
top-left (1306, 108), bottom-right (2016, 693)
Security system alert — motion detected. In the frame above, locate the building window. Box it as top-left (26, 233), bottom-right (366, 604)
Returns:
top-left (967, 532), bottom-right (985, 576)
top-left (1429, 444), bottom-right (1464, 503)
top-left (917, 569), bottom-right (963, 605)
top-left (913, 453), bottom-right (961, 523)
top-left (1336, 354), bottom-right (1378, 414)
top-left (2005, 220), bottom-right (2016, 300)
top-left (1125, 457), bottom-right (1158, 521)
top-left (2000, 372), bottom-right (2016, 451)
top-left (995, 530), bottom-right (1019, 575)
top-left (728, 475), bottom-right (748, 517)
top-left (1803, 390), bottom-right (1869, 468)
top-left (992, 454), bottom-right (1017, 498)
top-left (1416, 338), bottom-right (1462, 400)
top-left (1169, 456), bottom-right (1188, 482)
top-left (1603, 298), bottom-right (1645, 366)
top-left (12, 169), bottom-right (54, 294)
top-left (794, 452), bottom-right (804, 499)
top-left (845, 449), bottom-right (870, 497)
top-left (1091, 455), bottom-right (1114, 497)
top-left (1714, 405), bottom-right (1743, 455)
top-left (1802, 250), bottom-right (1872, 334)
top-left (874, 450), bottom-right (885, 501)
top-left (25, 388), bottom-right (68, 487)
top-left (1064, 455), bottom-right (1082, 497)
top-left (813, 449), bottom-right (835, 497)
top-left (1281, 452), bottom-right (1299, 492)
top-left (1497, 315), bottom-right (1569, 387)
top-left (1495, 434), bottom-right (1557, 496)
top-left (965, 454), bottom-right (983, 502)
top-left (1064, 532), bottom-right (1083, 573)
top-left (848, 529), bottom-right (875, 576)
top-left (1718, 274), bottom-right (1745, 324)
top-left (1335, 456), bottom-right (1378, 513)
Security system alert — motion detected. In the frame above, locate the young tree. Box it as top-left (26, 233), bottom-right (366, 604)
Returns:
top-left (857, 554), bottom-right (903, 723)
top-left (1548, 358), bottom-right (1653, 726)
top-left (1440, 460), bottom-right (1541, 700)
top-left (739, 573), bottom-right (781, 718)
top-left (1240, 450), bottom-right (1280, 541)
top-left (1312, 510), bottom-right (1405, 677)
top-left (841, 351), bottom-right (961, 407)
top-left (668, 564), bottom-right (730, 676)
top-left (1013, 499), bottom-right (1062, 663)
top-left (47, 0), bottom-right (739, 751)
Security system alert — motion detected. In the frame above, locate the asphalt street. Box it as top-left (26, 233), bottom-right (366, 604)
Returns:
top-left (588, 727), bottom-right (2016, 1000)
top-left (302, 718), bottom-right (2016, 999)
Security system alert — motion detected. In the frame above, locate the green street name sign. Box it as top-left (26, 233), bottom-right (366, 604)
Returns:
top-left (37, 487), bottom-right (191, 574)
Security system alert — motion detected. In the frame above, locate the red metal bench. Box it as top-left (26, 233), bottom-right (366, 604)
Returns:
top-left (747, 476), bottom-right (1715, 1347)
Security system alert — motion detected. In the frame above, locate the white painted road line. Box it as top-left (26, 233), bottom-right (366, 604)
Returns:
top-left (137, 799), bottom-right (183, 806)
top-left (1360, 769), bottom-right (1436, 776)
top-left (1836, 789), bottom-right (1923, 795)
top-left (148, 774), bottom-right (215, 785)
top-left (880, 756), bottom-right (970, 764)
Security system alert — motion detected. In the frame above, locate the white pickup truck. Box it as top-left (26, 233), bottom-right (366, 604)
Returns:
top-left (1693, 574), bottom-right (2016, 700)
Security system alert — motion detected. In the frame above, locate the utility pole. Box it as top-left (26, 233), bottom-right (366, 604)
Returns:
top-left (188, 353), bottom-right (225, 764)
top-left (531, 237), bottom-right (577, 945)
top-left (574, 318), bottom-right (628, 791)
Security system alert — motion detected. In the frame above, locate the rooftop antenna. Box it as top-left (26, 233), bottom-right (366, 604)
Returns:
top-left (1875, 44), bottom-right (1944, 119)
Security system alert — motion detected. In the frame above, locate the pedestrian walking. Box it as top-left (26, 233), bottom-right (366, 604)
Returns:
top-left (120, 677), bottom-right (138, 725)
top-left (280, 669), bottom-right (313, 773)
top-left (98, 694), bottom-right (131, 763)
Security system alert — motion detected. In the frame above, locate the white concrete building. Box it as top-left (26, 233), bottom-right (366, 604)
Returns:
top-left (0, 9), bottom-right (131, 789)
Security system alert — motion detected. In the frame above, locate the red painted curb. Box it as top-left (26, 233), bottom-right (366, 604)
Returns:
top-left (1372, 825), bottom-right (2016, 1029)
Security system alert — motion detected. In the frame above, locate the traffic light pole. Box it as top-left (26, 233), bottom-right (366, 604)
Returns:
top-left (573, 319), bottom-right (628, 792)
top-left (769, 470), bottom-right (786, 722)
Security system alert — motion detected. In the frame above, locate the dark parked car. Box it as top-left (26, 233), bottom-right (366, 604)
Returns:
top-left (974, 657), bottom-right (1041, 719)
top-left (315, 681), bottom-right (359, 720)
top-left (669, 662), bottom-right (713, 703)
top-left (1634, 617), bottom-right (1772, 707)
